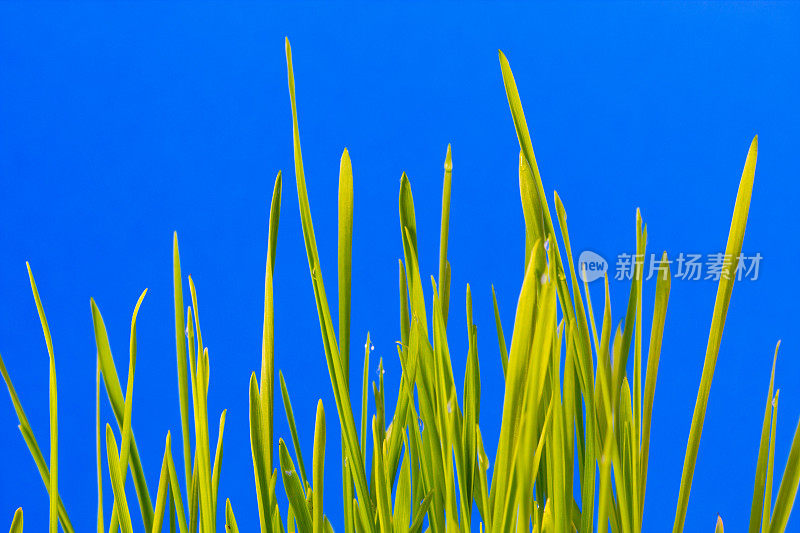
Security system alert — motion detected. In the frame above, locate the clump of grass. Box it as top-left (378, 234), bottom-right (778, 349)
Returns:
top-left (3, 38), bottom-right (800, 533)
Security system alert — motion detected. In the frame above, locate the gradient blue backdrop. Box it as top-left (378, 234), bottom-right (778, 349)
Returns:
top-left (2, 2), bottom-right (799, 531)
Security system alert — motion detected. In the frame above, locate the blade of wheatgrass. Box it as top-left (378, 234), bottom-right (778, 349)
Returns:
top-left (749, 342), bottom-right (780, 533)
top-left (372, 416), bottom-right (392, 533)
top-left (286, 38), bottom-right (374, 533)
top-left (26, 263), bottom-right (58, 533)
top-left (279, 371), bottom-right (309, 488)
top-left (164, 433), bottom-right (188, 533)
top-left (211, 409), bottom-right (227, 513)
top-left (262, 171), bottom-right (282, 484)
top-left (226, 499), bottom-right (240, 533)
top-left (8, 508), bottom-right (23, 533)
top-left (673, 136), bottom-right (758, 533)
top-left (313, 400), bottom-right (326, 533)
top-left (96, 356), bottom-right (104, 533)
top-left (360, 334), bottom-right (370, 460)
top-left (438, 144), bottom-right (453, 325)
top-left (338, 150), bottom-right (355, 533)
top-left (280, 439), bottom-right (313, 533)
top-left (491, 285), bottom-right (509, 378)
top-left (250, 373), bottom-right (274, 533)
top-left (0, 353), bottom-right (74, 533)
top-left (640, 252), bottom-right (671, 520)
top-left (768, 416), bottom-right (800, 533)
top-left (90, 300), bottom-right (153, 528)
top-left (106, 425), bottom-right (134, 533)
top-left (108, 289), bottom-right (147, 533)
top-left (763, 390), bottom-right (779, 532)
top-left (716, 516), bottom-right (724, 533)
top-left (150, 434), bottom-right (173, 533)
top-left (173, 232), bottom-right (193, 495)
top-left (193, 347), bottom-right (214, 533)
top-left (338, 149), bottom-right (354, 379)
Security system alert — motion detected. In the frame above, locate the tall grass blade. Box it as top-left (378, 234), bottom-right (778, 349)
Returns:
top-left (313, 401), bottom-right (326, 533)
top-left (750, 343), bottom-right (780, 532)
top-left (673, 136), bottom-right (758, 532)
top-left (8, 508), bottom-right (22, 533)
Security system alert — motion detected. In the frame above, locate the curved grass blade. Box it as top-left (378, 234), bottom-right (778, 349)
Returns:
top-left (106, 425), bottom-right (134, 533)
top-left (151, 434), bottom-right (173, 533)
top-left (173, 232), bottom-right (193, 495)
top-left (768, 416), bottom-right (800, 533)
top-left (280, 439), bottom-right (313, 533)
top-left (491, 285), bottom-right (508, 378)
top-left (211, 409), bottom-right (227, 513)
top-left (25, 264), bottom-right (58, 533)
top-left (673, 136), bottom-right (758, 533)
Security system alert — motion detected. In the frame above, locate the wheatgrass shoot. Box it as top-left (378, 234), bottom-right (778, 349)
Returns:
top-left (3, 38), bottom-right (800, 533)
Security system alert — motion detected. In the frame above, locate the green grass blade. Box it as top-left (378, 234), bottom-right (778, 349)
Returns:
top-left (750, 343), bottom-right (780, 533)
top-left (90, 300), bottom-right (153, 528)
top-left (173, 233), bottom-right (193, 496)
top-left (211, 409), bottom-right (227, 514)
top-left (313, 401), bottom-right (326, 533)
top-left (360, 334), bottom-right (370, 460)
top-left (164, 433), bottom-right (189, 533)
top-left (491, 285), bottom-right (509, 378)
top-left (673, 136), bottom-right (758, 533)
top-left (439, 143), bottom-right (453, 325)
top-left (109, 289), bottom-right (146, 533)
top-left (25, 264), bottom-right (58, 533)
top-left (96, 356), bottom-right (104, 533)
top-left (262, 171), bottom-right (282, 483)
top-left (763, 390), bottom-right (779, 532)
top-left (768, 416), bottom-right (800, 533)
top-left (151, 434), bottom-right (173, 533)
top-left (640, 252), bottom-right (671, 518)
top-left (339, 149), bottom-right (354, 378)
top-left (8, 508), bottom-right (22, 533)
top-left (279, 371), bottom-right (309, 489)
top-left (716, 516), bottom-right (724, 533)
top-left (280, 439), bottom-right (313, 533)
top-left (106, 425), bottom-right (134, 533)
top-left (251, 373), bottom-right (274, 533)
top-left (226, 499), bottom-right (240, 533)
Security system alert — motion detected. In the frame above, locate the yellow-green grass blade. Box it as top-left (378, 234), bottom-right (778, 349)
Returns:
top-left (673, 136), bottom-right (758, 533)
top-left (393, 434), bottom-right (411, 531)
top-left (750, 342), bottom-right (780, 533)
top-left (262, 171), bottom-right (282, 480)
top-left (768, 415), bottom-right (800, 533)
top-left (280, 439), bottom-right (313, 533)
top-left (409, 492), bottom-right (432, 533)
top-left (96, 356), bottom-right (104, 533)
top-left (211, 409), bottom-right (227, 514)
top-left (106, 425), bottom-right (134, 533)
top-left (286, 38), bottom-right (374, 532)
top-left (151, 434), bottom-right (173, 533)
top-left (193, 347), bottom-right (214, 533)
top-left (339, 149), bottom-right (354, 378)
top-left (338, 150), bottom-right (355, 533)
top-left (279, 371), bottom-right (309, 488)
top-left (173, 233), bottom-right (193, 495)
top-left (8, 508), bottom-right (22, 533)
top-left (491, 285), bottom-right (509, 378)
top-left (360, 335), bottom-right (370, 459)
top-left (640, 251), bottom-right (671, 520)
top-left (0, 352), bottom-right (73, 533)
top-left (109, 288), bottom-right (146, 533)
top-left (226, 499), bottom-right (240, 533)
top-left (372, 415), bottom-right (392, 533)
top-left (164, 433), bottom-right (189, 533)
top-left (313, 401), bottom-right (326, 533)
top-left (716, 516), bottom-right (724, 533)
top-left (519, 150), bottom-right (544, 268)
top-left (439, 143), bottom-right (453, 325)
top-left (90, 300), bottom-right (153, 528)
top-left (763, 390), bottom-right (779, 532)
top-left (251, 373), bottom-right (274, 533)
top-left (25, 264), bottom-right (58, 533)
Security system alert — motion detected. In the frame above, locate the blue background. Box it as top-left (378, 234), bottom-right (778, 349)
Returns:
top-left (1, 1), bottom-right (799, 531)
